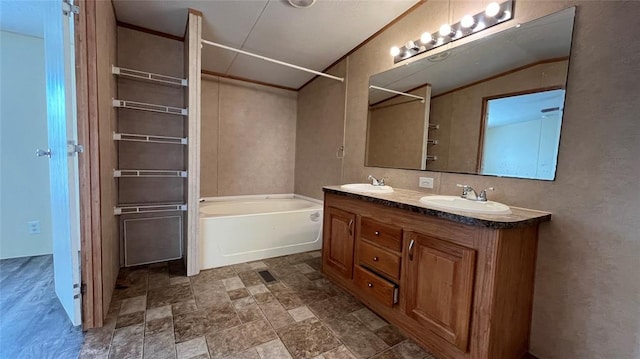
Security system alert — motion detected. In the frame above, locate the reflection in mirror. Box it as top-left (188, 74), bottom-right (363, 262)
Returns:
top-left (480, 88), bottom-right (565, 179)
top-left (366, 7), bottom-right (575, 180)
top-left (366, 86), bottom-right (431, 170)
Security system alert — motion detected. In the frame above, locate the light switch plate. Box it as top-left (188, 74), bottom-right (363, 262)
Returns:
top-left (419, 177), bottom-right (434, 189)
top-left (28, 221), bottom-right (41, 234)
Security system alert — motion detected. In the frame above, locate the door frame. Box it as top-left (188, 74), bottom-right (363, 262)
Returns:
top-left (74, 0), bottom-right (103, 329)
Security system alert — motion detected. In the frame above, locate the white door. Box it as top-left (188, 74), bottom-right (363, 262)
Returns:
top-left (42, 0), bottom-right (82, 326)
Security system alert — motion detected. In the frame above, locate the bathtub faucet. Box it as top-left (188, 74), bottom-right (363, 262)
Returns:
top-left (368, 175), bottom-right (386, 186)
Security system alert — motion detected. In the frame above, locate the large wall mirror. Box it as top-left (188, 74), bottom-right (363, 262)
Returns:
top-left (366, 7), bottom-right (575, 180)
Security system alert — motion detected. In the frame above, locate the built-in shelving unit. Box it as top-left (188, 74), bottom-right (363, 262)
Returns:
top-left (112, 60), bottom-right (189, 266)
top-left (426, 122), bottom-right (439, 162)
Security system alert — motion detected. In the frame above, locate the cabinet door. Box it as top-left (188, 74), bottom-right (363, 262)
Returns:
top-left (322, 207), bottom-right (356, 280)
top-left (405, 232), bottom-right (476, 351)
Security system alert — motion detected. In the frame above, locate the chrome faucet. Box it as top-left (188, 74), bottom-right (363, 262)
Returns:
top-left (368, 175), bottom-right (386, 186)
top-left (457, 184), bottom-right (495, 202)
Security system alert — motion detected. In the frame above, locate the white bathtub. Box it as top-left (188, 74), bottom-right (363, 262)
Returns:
top-left (199, 194), bottom-right (323, 269)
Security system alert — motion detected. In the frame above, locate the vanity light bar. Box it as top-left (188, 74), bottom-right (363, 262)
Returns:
top-left (391, 0), bottom-right (514, 63)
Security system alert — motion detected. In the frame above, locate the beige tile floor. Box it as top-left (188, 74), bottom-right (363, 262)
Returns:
top-left (79, 250), bottom-right (435, 359)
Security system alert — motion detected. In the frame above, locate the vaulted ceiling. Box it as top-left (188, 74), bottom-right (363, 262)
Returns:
top-left (112, 0), bottom-right (420, 89)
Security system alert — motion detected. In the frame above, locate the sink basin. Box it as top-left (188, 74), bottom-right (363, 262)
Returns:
top-left (419, 195), bottom-right (512, 215)
top-left (340, 183), bottom-right (394, 194)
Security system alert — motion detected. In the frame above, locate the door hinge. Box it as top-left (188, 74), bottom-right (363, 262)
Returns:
top-left (62, 0), bottom-right (80, 16)
top-left (68, 141), bottom-right (84, 156)
top-left (81, 283), bottom-right (87, 294)
top-left (73, 282), bottom-right (81, 299)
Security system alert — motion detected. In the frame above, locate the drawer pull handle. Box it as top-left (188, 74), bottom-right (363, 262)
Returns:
top-left (367, 282), bottom-right (373, 288)
top-left (374, 231), bottom-right (380, 236)
top-left (373, 256), bottom-right (379, 262)
top-left (348, 219), bottom-right (354, 235)
top-left (409, 239), bottom-right (415, 260)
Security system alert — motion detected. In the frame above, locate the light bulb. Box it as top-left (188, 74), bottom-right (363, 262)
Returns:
top-left (420, 32), bottom-right (434, 44)
top-left (485, 2), bottom-right (502, 18)
top-left (439, 24), bottom-right (454, 37)
top-left (460, 14), bottom-right (476, 29)
top-left (390, 46), bottom-right (400, 57)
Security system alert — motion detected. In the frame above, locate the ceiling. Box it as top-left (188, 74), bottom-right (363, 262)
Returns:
top-left (112, 0), bottom-right (420, 89)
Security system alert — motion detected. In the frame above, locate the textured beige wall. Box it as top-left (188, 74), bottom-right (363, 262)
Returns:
top-left (95, 0), bottom-right (118, 316)
top-left (200, 78), bottom-right (219, 197)
top-left (200, 76), bottom-right (297, 196)
top-left (300, 1), bottom-right (640, 357)
top-left (429, 60), bottom-right (569, 173)
top-left (295, 61), bottom-right (348, 199)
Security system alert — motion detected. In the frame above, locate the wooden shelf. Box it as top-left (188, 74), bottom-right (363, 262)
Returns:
top-left (112, 65), bottom-right (187, 87)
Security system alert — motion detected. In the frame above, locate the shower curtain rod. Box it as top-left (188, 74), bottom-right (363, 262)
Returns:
top-left (201, 39), bottom-right (344, 83)
top-left (369, 85), bottom-right (426, 103)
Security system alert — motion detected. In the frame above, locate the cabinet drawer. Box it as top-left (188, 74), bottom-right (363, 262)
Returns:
top-left (360, 217), bottom-right (403, 252)
top-left (353, 266), bottom-right (398, 307)
top-left (358, 239), bottom-right (401, 281)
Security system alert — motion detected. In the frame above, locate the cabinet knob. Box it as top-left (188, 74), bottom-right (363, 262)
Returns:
top-left (373, 256), bottom-right (379, 262)
top-left (367, 282), bottom-right (373, 288)
top-left (374, 231), bottom-right (380, 236)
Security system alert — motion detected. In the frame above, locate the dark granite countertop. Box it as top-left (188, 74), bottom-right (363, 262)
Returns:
top-left (323, 186), bottom-right (551, 229)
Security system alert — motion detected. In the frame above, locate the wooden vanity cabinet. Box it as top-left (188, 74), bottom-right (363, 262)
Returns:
top-left (322, 206), bottom-right (356, 280)
top-left (404, 232), bottom-right (476, 351)
top-left (321, 192), bottom-right (543, 359)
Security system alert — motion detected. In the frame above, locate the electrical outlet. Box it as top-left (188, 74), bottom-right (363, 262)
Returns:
top-left (419, 177), bottom-right (434, 189)
top-left (28, 221), bottom-right (41, 235)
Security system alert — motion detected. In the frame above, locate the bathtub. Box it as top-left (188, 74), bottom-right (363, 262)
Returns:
top-left (199, 194), bottom-right (323, 269)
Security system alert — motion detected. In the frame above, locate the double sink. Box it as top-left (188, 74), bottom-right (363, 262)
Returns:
top-left (339, 183), bottom-right (512, 215)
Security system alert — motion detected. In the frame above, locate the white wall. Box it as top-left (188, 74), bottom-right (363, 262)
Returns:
top-left (0, 31), bottom-right (52, 259)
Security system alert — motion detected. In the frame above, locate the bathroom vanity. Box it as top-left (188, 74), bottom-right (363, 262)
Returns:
top-left (321, 186), bottom-right (551, 359)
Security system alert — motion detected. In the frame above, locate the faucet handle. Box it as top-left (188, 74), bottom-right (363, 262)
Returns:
top-left (456, 184), bottom-right (471, 197)
top-left (456, 184), bottom-right (479, 200)
top-left (478, 187), bottom-right (495, 201)
top-left (368, 175), bottom-right (386, 186)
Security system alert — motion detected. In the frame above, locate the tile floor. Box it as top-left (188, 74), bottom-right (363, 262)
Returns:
top-left (79, 250), bottom-right (436, 359)
top-left (0, 255), bottom-right (84, 359)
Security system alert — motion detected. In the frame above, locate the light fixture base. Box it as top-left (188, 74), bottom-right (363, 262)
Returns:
top-left (287, 0), bottom-right (316, 9)
top-left (393, 0), bottom-right (514, 63)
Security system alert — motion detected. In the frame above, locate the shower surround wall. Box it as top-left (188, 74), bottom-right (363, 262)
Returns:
top-left (200, 77), bottom-right (297, 197)
top-left (295, 1), bottom-right (640, 358)
top-left (295, 61), bottom-right (347, 199)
